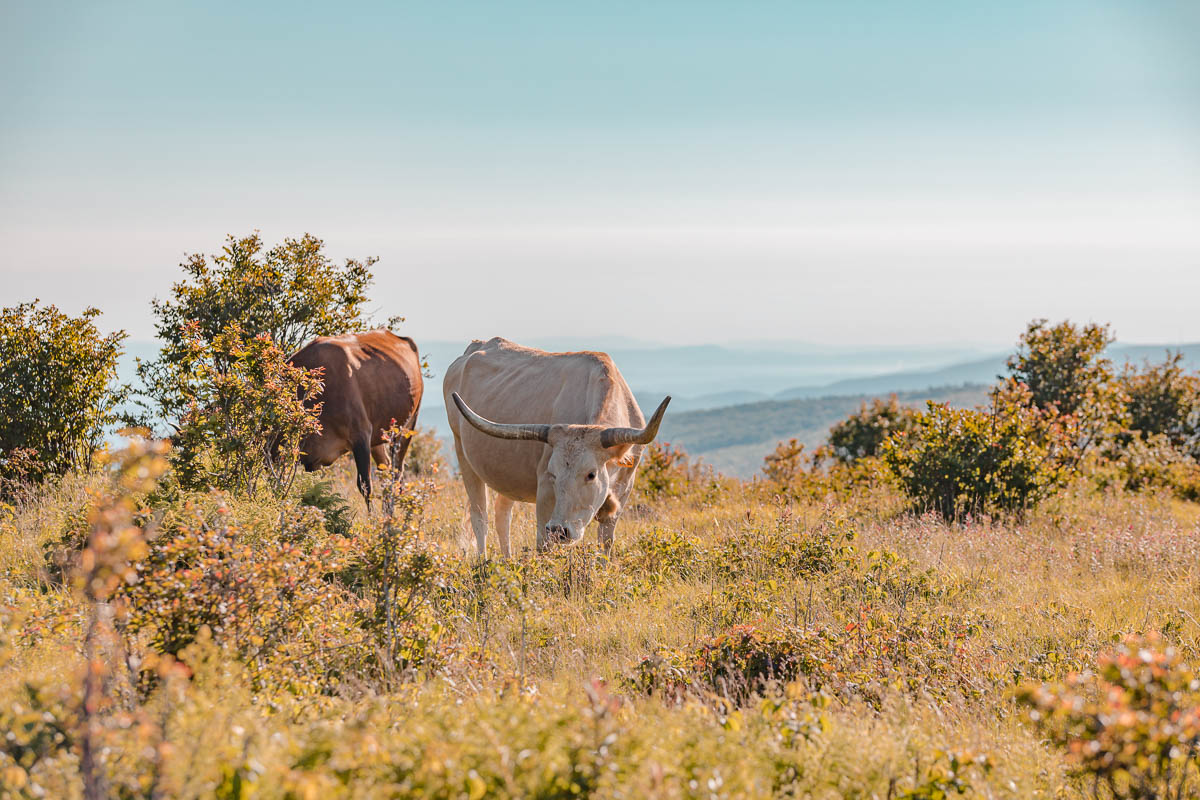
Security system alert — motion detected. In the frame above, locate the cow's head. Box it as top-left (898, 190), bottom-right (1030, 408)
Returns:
top-left (451, 392), bottom-right (670, 546)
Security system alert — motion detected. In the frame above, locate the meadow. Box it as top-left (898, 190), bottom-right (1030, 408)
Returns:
top-left (5, 241), bottom-right (1200, 798)
top-left (4, 445), bottom-right (1200, 799)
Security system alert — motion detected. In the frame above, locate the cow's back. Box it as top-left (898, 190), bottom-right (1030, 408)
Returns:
top-left (443, 337), bottom-right (643, 501)
top-left (291, 330), bottom-right (423, 442)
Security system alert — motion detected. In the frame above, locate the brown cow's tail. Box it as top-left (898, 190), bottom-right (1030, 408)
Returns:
top-left (351, 437), bottom-right (373, 508)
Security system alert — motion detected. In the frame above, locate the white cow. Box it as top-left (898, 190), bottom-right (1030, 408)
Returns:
top-left (443, 337), bottom-right (670, 557)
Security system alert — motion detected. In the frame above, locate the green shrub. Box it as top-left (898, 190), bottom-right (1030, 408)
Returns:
top-left (121, 500), bottom-right (355, 689)
top-left (1105, 433), bottom-right (1200, 501)
top-left (881, 386), bottom-right (1068, 520)
top-left (1006, 319), bottom-right (1126, 461)
top-left (636, 441), bottom-right (691, 502)
top-left (299, 479), bottom-right (354, 537)
top-left (167, 324), bottom-right (323, 496)
top-left (1017, 634), bottom-right (1200, 800)
top-left (1103, 352), bottom-right (1200, 500)
top-left (1007, 319), bottom-right (1117, 418)
top-left (358, 461), bottom-right (454, 682)
top-left (0, 301), bottom-right (127, 489)
top-left (136, 232), bottom-right (374, 427)
top-left (1119, 351), bottom-right (1200, 456)
top-left (827, 394), bottom-right (916, 464)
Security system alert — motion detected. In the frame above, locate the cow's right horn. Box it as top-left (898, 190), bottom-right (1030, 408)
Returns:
top-left (600, 396), bottom-right (671, 448)
top-left (452, 392), bottom-right (551, 442)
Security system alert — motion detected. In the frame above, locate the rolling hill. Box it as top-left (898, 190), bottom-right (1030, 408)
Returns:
top-left (775, 343), bottom-right (1200, 400)
top-left (658, 384), bottom-right (990, 477)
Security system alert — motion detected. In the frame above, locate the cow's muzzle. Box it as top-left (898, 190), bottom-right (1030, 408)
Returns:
top-left (543, 523), bottom-right (579, 546)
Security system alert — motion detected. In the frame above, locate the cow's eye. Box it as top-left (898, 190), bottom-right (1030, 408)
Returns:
top-left (586, 471), bottom-right (596, 481)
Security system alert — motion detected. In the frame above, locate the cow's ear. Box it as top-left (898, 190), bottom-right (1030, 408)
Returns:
top-left (607, 445), bottom-right (639, 470)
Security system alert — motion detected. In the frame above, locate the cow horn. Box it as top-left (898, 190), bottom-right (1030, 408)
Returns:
top-left (600, 396), bottom-right (671, 448)
top-left (452, 392), bottom-right (551, 442)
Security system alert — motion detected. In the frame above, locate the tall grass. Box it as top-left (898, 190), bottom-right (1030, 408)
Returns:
top-left (2, 455), bottom-right (1199, 797)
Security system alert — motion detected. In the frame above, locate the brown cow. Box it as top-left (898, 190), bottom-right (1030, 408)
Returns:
top-left (288, 329), bottom-right (423, 505)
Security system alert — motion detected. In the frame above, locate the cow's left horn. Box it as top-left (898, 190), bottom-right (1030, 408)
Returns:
top-left (452, 392), bottom-right (551, 442)
top-left (600, 396), bottom-right (671, 448)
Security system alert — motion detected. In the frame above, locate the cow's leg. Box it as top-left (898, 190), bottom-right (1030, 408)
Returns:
top-left (371, 444), bottom-right (391, 468)
top-left (597, 520), bottom-right (616, 555)
top-left (597, 469), bottom-right (637, 554)
top-left (535, 481), bottom-right (555, 552)
top-left (388, 428), bottom-right (415, 476)
top-left (456, 448), bottom-right (490, 557)
top-left (596, 498), bottom-right (619, 555)
top-left (493, 494), bottom-right (514, 558)
top-left (352, 436), bottom-right (373, 509)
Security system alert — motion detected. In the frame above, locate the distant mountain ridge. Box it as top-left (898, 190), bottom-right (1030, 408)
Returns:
top-left (773, 343), bottom-right (1200, 401)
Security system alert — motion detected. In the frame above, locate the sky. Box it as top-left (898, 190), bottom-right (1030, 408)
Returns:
top-left (2, 0), bottom-right (1199, 347)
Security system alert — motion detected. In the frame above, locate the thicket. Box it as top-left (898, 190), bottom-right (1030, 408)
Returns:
top-left (0, 301), bottom-right (127, 492)
top-left (770, 320), bottom-right (1200, 520)
top-left (741, 321), bottom-right (1200, 520)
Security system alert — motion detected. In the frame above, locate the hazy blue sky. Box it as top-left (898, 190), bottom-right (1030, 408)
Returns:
top-left (3, 1), bottom-right (1198, 346)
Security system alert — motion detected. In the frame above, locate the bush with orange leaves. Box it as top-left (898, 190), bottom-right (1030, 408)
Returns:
top-left (119, 500), bottom-right (358, 693)
top-left (1017, 633), bottom-right (1200, 800)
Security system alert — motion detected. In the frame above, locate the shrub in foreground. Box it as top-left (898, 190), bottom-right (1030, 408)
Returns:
top-left (120, 502), bottom-right (355, 690)
top-left (1018, 634), bottom-right (1200, 800)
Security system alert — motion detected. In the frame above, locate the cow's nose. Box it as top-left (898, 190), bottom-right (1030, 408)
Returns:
top-left (544, 524), bottom-right (568, 544)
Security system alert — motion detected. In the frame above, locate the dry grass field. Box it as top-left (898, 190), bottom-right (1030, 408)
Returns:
top-left (4, 445), bottom-right (1200, 799)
